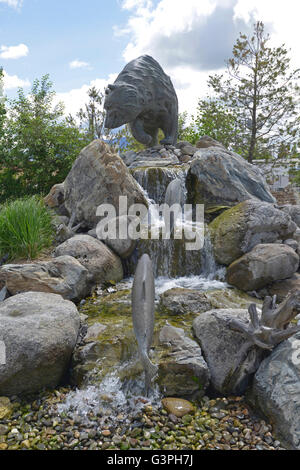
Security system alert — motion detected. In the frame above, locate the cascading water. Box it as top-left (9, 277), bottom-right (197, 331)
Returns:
top-left (132, 166), bottom-right (188, 205)
top-left (56, 159), bottom-right (228, 417)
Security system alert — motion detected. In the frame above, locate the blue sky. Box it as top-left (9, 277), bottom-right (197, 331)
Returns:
top-left (1, 0), bottom-right (300, 116)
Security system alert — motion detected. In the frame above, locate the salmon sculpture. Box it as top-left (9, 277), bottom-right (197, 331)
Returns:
top-left (131, 254), bottom-right (158, 395)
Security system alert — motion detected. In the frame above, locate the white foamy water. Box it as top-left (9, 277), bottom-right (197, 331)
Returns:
top-left (155, 275), bottom-right (228, 295)
top-left (57, 364), bottom-right (162, 424)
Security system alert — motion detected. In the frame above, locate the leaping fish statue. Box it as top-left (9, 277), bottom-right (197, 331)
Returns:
top-left (131, 254), bottom-right (158, 395)
top-left (164, 178), bottom-right (184, 236)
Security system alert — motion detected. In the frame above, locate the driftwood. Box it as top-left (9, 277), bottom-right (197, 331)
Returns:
top-left (229, 290), bottom-right (300, 349)
top-left (225, 290), bottom-right (300, 394)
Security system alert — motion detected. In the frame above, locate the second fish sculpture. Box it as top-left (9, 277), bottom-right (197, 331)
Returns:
top-left (131, 254), bottom-right (158, 395)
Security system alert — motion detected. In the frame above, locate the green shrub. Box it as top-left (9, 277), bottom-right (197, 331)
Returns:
top-left (0, 196), bottom-right (54, 261)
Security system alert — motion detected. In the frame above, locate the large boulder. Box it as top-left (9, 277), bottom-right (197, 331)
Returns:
top-left (96, 215), bottom-right (137, 259)
top-left (193, 308), bottom-right (259, 395)
top-left (227, 244), bottom-right (299, 291)
top-left (0, 292), bottom-right (80, 396)
top-left (280, 205), bottom-right (300, 227)
top-left (186, 146), bottom-right (275, 209)
top-left (0, 256), bottom-right (92, 302)
top-left (157, 325), bottom-right (210, 398)
top-left (64, 140), bottom-right (147, 228)
top-left (209, 199), bottom-right (297, 265)
top-left (54, 235), bottom-right (123, 284)
top-left (250, 332), bottom-right (300, 449)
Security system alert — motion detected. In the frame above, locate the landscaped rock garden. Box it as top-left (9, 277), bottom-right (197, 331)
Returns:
top-left (1, 137), bottom-right (300, 450)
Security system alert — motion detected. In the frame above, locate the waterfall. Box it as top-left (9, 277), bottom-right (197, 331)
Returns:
top-left (128, 164), bottom-right (224, 281)
top-left (132, 166), bottom-right (188, 205)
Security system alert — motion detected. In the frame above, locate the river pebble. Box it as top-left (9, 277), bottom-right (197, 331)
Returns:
top-left (0, 387), bottom-right (286, 451)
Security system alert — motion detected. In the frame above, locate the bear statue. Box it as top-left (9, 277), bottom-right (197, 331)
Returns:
top-left (104, 55), bottom-right (178, 147)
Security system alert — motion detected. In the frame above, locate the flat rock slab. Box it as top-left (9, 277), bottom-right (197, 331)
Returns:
top-left (0, 255), bottom-right (92, 302)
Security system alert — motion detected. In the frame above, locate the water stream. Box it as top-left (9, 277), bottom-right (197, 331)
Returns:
top-left (57, 164), bottom-right (231, 417)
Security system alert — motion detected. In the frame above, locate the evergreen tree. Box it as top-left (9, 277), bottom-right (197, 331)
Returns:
top-left (208, 21), bottom-right (300, 162)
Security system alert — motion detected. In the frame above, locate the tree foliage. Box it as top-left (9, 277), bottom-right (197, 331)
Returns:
top-left (208, 21), bottom-right (300, 162)
top-left (0, 75), bottom-right (86, 201)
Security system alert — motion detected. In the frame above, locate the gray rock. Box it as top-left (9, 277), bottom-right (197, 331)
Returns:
top-left (158, 288), bottom-right (213, 315)
top-left (226, 244), bottom-right (299, 291)
top-left (187, 147), bottom-right (275, 209)
top-left (196, 136), bottom-right (225, 149)
top-left (250, 332), bottom-right (300, 449)
top-left (44, 182), bottom-right (65, 209)
top-left (293, 228), bottom-right (300, 244)
top-left (259, 273), bottom-right (300, 303)
top-left (55, 223), bottom-right (74, 244)
top-left (284, 238), bottom-right (299, 251)
top-left (54, 234), bottom-right (123, 284)
top-left (120, 150), bottom-right (138, 166)
top-left (84, 322), bottom-right (107, 343)
top-left (0, 291), bottom-right (80, 396)
top-left (128, 149), bottom-right (179, 169)
top-left (64, 140), bottom-right (147, 228)
top-left (96, 215), bottom-right (137, 258)
top-left (180, 145), bottom-right (198, 156)
top-left (0, 256), bottom-right (92, 302)
top-left (193, 308), bottom-right (257, 395)
top-left (157, 325), bottom-right (210, 398)
top-left (209, 199), bottom-right (297, 265)
top-left (281, 204), bottom-right (300, 227)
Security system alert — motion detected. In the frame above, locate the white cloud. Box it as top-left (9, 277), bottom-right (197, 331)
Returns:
top-left (0, 0), bottom-right (22, 9)
top-left (2, 70), bottom-right (30, 90)
top-left (233, 0), bottom-right (300, 68)
top-left (56, 74), bottom-right (118, 117)
top-left (116, 0), bottom-right (300, 115)
top-left (0, 43), bottom-right (29, 59)
top-left (69, 59), bottom-right (91, 69)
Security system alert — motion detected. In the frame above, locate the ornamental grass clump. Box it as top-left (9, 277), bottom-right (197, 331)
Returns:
top-left (0, 196), bottom-right (54, 261)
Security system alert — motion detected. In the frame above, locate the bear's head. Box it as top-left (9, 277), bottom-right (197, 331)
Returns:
top-left (104, 82), bottom-right (145, 129)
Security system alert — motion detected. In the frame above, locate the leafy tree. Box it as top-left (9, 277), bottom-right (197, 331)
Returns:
top-left (0, 75), bottom-right (85, 201)
top-left (208, 21), bottom-right (300, 162)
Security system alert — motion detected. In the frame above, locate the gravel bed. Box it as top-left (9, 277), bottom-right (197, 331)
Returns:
top-left (0, 387), bottom-right (285, 451)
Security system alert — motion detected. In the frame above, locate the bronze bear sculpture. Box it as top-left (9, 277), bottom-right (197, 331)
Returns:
top-left (104, 55), bottom-right (178, 147)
